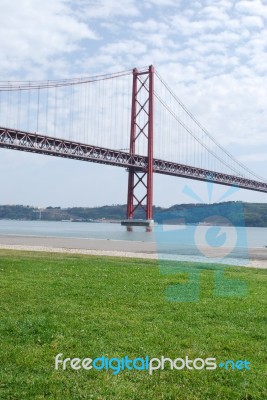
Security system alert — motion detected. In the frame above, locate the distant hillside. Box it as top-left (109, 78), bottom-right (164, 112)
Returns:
top-left (154, 202), bottom-right (267, 227)
top-left (0, 202), bottom-right (267, 227)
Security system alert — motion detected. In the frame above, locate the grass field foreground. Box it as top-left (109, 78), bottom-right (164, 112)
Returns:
top-left (0, 250), bottom-right (266, 400)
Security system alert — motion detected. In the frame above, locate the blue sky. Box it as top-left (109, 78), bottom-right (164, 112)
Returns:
top-left (0, 0), bottom-right (267, 207)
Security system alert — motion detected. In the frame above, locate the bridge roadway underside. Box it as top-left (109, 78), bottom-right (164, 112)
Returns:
top-left (1, 127), bottom-right (267, 193)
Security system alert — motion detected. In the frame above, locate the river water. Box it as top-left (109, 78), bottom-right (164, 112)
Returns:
top-left (0, 220), bottom-right (267, 248)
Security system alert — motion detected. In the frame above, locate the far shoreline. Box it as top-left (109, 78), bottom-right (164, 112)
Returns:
top-left (1, 218), bottom-right (267, 228)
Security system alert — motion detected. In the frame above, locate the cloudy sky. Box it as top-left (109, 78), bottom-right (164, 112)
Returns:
top-left (1, 0), bottom-right (267, 207)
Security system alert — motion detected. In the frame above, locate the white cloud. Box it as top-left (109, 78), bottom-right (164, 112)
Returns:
top-left (236, 0), bottom-right (267, 18)
top-left (132, 19), bottom-right (169, 33)
top-left (170, 15), bottom-right (222, 36)
top-left (202, 5), bottom-right (230, 21)
top-left (75, 0), bottom-right (139, 19)
top-left (101, 40), bottom-right (147, 56)
top-left (242, 15), bottom-right (264, 28)
top-left (0, 0), bottom-right (97, 78)
top-left (146, 0), bottom-right (181, 6)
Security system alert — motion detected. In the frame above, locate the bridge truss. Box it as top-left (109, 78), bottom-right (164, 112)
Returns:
top-left (1, 126), bottom-right (266, 194)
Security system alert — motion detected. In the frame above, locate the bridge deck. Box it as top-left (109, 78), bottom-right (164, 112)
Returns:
top-left (1, 127), bottom-right (267, 193)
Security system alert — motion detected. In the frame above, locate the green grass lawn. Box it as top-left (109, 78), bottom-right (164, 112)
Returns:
top-left (0, 249), bottom-right (266, 400)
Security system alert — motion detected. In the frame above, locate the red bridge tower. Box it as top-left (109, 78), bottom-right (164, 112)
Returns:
top-left (122, 65), bottom-right (154, 229)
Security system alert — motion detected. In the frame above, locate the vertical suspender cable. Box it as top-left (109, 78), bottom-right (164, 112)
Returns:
top-left (36, 87), bottom-right (40, 132)
top-left (54, 85), bottom-right (58, 137)
top-left (27, 85), bottom-right (31, 132)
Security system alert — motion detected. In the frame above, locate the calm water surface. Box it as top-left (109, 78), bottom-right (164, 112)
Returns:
top-left (0, 220), bottom-right (267, 248)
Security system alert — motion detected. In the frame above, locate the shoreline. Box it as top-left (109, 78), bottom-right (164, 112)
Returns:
top-left (0, 234), bottom-right (267, 269)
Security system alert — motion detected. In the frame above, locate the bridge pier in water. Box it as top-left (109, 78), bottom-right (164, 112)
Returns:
top-left (121, 219), bottom-right (154, 232)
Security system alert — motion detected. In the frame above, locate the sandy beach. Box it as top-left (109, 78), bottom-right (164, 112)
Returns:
top-left (0, 234), bottom-right (267, 269)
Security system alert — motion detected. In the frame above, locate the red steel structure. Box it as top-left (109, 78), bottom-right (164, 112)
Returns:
top-left (0, 65), bottom-right (267, 226)
top-left (1, 126), bottom-right (267, 193)
top-left (127, 65), bottom-right (154, 222)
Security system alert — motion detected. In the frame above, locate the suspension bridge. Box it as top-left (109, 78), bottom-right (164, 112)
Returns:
top-left (0, 65), bottom-right (266, 226)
